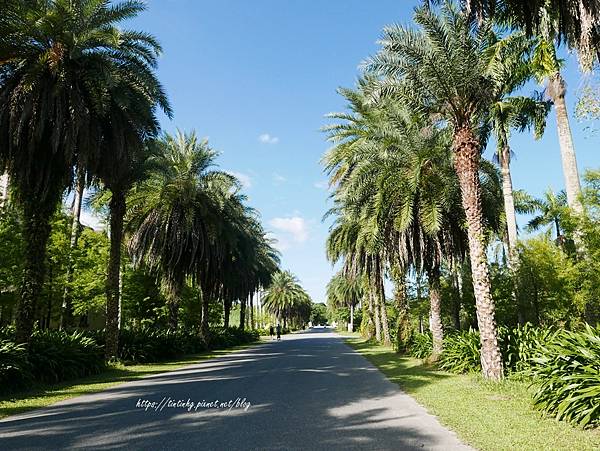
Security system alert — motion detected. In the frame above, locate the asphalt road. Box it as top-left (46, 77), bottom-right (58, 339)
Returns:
top-left (0, 329), bottom-right (471, 450)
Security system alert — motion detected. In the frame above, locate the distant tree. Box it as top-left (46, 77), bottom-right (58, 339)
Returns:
top-left (310, 303), bottom-right (328, 326)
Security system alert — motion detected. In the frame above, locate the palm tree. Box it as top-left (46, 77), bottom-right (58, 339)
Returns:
top-left (363, 2), bottom-right (507, 379)
top-left (128, 131), bottom-right (234, 334)
top-left (485, 34), bottom-right (552, 324)
top-left (325, 88), bottom-right (479, 358)
top-left (0, 0), bottom-right (169, 344)
top-left (487, 34), bottom-right (551, 257)
top-left (326, 272), bottom-right (362, 332)
top-left (60, 169), bottom-right (86, 329)
top-left (325, 213), bottom-right (390, 344)
top-left (524, 189), bottom-right (569, 242)
top-left (454, 0), bottom-right (600, 66)
top-left (216, 198), bottom-right (279, 331)
top-left (262, 271), bottom-right (311, 328)
top-left (530, 40), bottom-right (583, 215)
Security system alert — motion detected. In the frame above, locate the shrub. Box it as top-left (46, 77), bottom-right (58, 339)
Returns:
top-left (408, 332), bottom-right (432, 359)
top-left (1, 330), bottom-right (105, 393)
top-left (116, 326), bottom-right (258, 363)
top-left (27, 331), bottom-right (105, 383)
top-left (528, 325), bottom-right (600, 427)
top-left (500, 324), bottom-right (557, 374)
top-left (434, 324), bottom-right (557, 375)
top-left (118, 328), bottom-right (206, 363)
top-left (439, 330), bottom-right (481, 373)
top-left (0, 339), bottom-right (31, 391)
top-left (211, 326), bottom-right (259, 349)
top-left (0, 325), bottom-right (260, 393)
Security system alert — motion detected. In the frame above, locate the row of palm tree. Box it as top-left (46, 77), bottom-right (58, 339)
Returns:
top-left (0, 0), bottom-right (170, 345)
top-left (0, 1), bottom-right (295, 359)
top-left (324, 0), bottom-right (593, 381)
top-left (261, 271), bottom-right (312, 329)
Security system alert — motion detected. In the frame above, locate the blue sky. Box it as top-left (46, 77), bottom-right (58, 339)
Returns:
top-left (82, 0), bottom-right (598, 302)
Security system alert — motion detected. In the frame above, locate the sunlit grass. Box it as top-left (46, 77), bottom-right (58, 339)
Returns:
top-left (0, 343), bottom-right (256, 419)
top-left (343, 335), bottom-right (600, 451)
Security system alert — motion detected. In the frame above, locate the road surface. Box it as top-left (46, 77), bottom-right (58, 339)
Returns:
top-left (0, 329), bottom-right (471, 450)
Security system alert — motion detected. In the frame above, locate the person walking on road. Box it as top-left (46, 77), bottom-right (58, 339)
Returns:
top-left (276, 324), bottom-right (281, 341)
top-left (269, 325), bottom-right (274, 340)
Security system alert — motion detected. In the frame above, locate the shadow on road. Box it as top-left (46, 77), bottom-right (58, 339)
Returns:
top-left (0, 330), bottom-right (466, 450)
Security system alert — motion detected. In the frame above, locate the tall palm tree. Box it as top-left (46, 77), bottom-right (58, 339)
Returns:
top-left (216, 197), bottom-right (279, 331)
top-left (456, 0), bottom-right (600, 67)
top-left (128, 131), bottom-right (234, 334)
top-left (262, 271), bottom-right (311, 328)
top-left (487, 34), bottom-right (551, 258)
top-left (325, 213), bottom-right (390, 343)
top-left (530, 40), bottom-right (583, 214)
top-left (324, 88), bottom-right (485, 358)
top-left (363, 1), bottom-right (508, 379)
top-left (485, 33), bottom-right (552, 324)
top-left (60, 169), bottom-right (86, 329)
top-left (0, 0), bottom-right (169, 344)
top-left (524, 188), bottom-right (569, 240)
top-left (326, 272), bottom-right (362, 332)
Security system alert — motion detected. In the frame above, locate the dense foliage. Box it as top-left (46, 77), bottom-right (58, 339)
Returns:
top-left (324, 0), bottom-right (600, 428)
top-left (0, 325), bottom-right (259, 393)
top-left (406, 325), bottom-right (600, 427)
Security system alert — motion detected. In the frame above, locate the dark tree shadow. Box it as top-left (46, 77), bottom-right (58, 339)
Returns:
top-left (0, 329), bottom-right (468, 451)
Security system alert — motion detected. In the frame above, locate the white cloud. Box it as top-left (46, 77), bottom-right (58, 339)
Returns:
top-left (227, 171), bottom-right (252, 189)
top-left (258, 133), bottom-right (279, 144)
top-left (272, 173), bottom-right (287, 184)
top-left (313, 180), bottom-right (328, 190)
top-left (268, 216), bottom-right (309, 243)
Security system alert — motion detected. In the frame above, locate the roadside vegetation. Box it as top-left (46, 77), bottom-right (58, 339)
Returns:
top-left (0, 0), bottom-right (313, 408)
top-left (345, 335), bottom-right (600, 451)
top-left (325, 0), bottom-right (600, 434)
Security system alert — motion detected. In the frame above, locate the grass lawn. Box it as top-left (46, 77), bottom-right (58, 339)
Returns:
top-left (0, 342), bottom-right (258, 420)
top-left (343, 334), bottom-right (600, 451)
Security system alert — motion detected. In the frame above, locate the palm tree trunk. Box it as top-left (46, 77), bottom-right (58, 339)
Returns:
top-left (45, 265), bottom-right (53, 329)
top-left (167, 302), bottom-right (178, 329)
top-left (372, 287), bottom-right (381, 342)
top-left (15, 198), bottom-right (54, 344)
top-left (499, 143), bottom-right (525, 326)
top-left (394, 273), bottom-right (411, 353)
top-left (105, 190), bottom-right (125, 360)
top-left (349, 303), bottom-right (354, 332)
top-left (224, 297), bottom-right (231, 328)
top-left (428, 266), bottom-right (444, 360)
top-left (201, 287), bottom-right (209, 341)
top-left (60, 173), bottom-right (85, 330)
top-left (452, 266), bottom-right (462, 330)
top-left (549, 71), bottom-right (583, 215)
top-left (453, 125), bottom-right (504, 381)
top-left (377, 263), bottom-right (391, 346)
top-left (0, 172), bottom-right (9, 207)
top-left (239, 297), bottom-right (246, 330)
top-left (364, 294), bottom-right (374, 339)
top-left (250, 293), bottom-right (255, 329)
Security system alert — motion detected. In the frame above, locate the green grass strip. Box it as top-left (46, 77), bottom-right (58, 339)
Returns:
top-left (0, 342), bottom-right (258, 420)
top-left (343, 334), bottom-right (600, 451)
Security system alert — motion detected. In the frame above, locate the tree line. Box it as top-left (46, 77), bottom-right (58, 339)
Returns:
top-left (0, 0), bottom-right (312, 360)
top-left (324, 0), bottom-right (600, 381)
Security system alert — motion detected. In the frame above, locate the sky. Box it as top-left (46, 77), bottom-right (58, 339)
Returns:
top-left (82, 0), bottom-right (599, 303)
